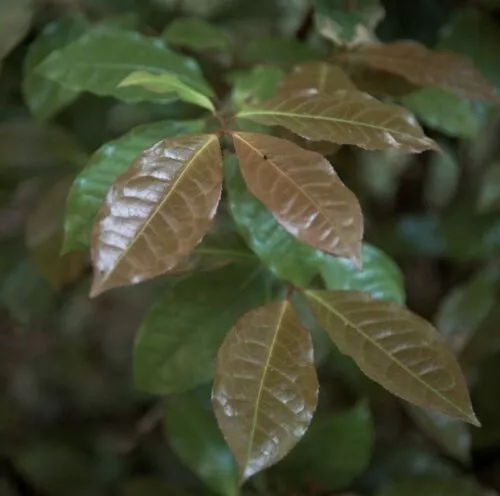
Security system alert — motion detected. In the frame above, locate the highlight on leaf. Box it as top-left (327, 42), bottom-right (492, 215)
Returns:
top-left (237, 92), bottom-right (438, 152)
top-left (232, 132), bottom-right (363, 264)
top-left (212, 300), bottom-right (319, 482)
top-left (118, 71), bottom-right (215, 111)
top-left (305, 290), bottom-right (479, 425)
top-left (352, 41), bottom-right (500, 102)
top-left (90, 134), bottom-right (223, 296)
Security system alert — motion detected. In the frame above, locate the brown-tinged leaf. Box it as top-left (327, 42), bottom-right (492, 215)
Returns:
top-left (352, 41), bottom-right (499, 102)
top-left (305, 290), bottom-right (479, 425)
top-left (232, 132), bottom-right (363, 264)
top-left (90, 134), bottom-right (223, 296)
top-left (275, 126), bottom-right (341, 157)
top-left (237, 92), bottom-right (437, 152)
top-left (277, 62), bottom-right (356, 96)
top-left (212, 300), bottom-right (319, 482)
top-left (26, 177), bottom-right (88, 290)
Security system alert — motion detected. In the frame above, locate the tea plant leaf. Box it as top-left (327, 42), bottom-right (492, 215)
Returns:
top-left (0, 0), bottom-right (34, 60)
top-left (36, 27), bottom-right (213, 103)
top-left (316, 243), bottom-right (405, 305)
top-left (119, 71), bottom-right (215, 111)
top-left (63, 120), bottom-right (204, 253)
top-left (306, 290), bottom-right (479, 425)
top-left (212, 300), bottom-right (318, 481)
top-left (163, 17), bottom-right (231, 53)
top-left (277, 62), bottom-right (356, 96)
top-left (276, 402), bottom-right (374, 490)
top-left (353, 41), bottom-right (499, 102)
top-left (237, 92), bottom-right (437, 152)
top-left (90, 134), bottom-right (223, 296)
top-left (378, 476), bottom-right (484, 496)
top-left (478, 161), bottom-right (500, 212)
top-left (164, 390), bottom-right (239, 496)
top-left (134, 264), bottom-right (279, 395)
top-left (23, 15), bottom-right (88, 121)
top-left (233, 132), bottom-right (363, 263)
top-left (225, 155), bottom-right (323, 287)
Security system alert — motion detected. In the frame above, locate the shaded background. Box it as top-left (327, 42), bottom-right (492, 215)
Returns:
top-left (2, 0), bottom-right (500, 494)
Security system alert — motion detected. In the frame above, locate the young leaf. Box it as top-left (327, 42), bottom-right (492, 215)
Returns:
top-left (233, 132), bottom-right (363, 263)
top-left (164, 389), bottom-right (239, 496)
top-left (237, 92), bottom-right (438, 152)
top-left (134, 264), bottom-right (278, 395)
top-left (90, 134), bottom-right (223, 296)
top-left (316, 243), bottom-right (405, 305)
top-left (118, 71), bottom-right (215, 111)
top-left (0, 0), bottom-right (34, 60)
top-left (63, 120), bottom-right (204, 253)
top-left (23, 15), bottom-right (88, 121)
top-left (163, 17), bottom-right (231, 53)
top-left (36, 27), bottom-right (213, 103)
top-left (26, 177), bottom-right (88, 290)
top-left (225, 156), bottom-right (323, 287)
top-left (315, 0), bottom-right (385, 47)
top-left (306, 290), bottom-right (479, 425)
top-left (212, 300), bottom-right (319, 482)
top-left (275, 402), bottom-right (374, 491)
top-left (277, 62), bottom-right (356, 96)
top-left (353, 41), bottom-right (499, 102)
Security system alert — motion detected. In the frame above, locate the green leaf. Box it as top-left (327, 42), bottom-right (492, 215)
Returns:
top-left (315, 0), bottom-right (385, 46)
top-left (224, 155), bottom-right (322, 287)
top-left (119, 71), bottom-right (215, 111)
top-left (165, 389), bottom-right (240, 496)
top-left (402, 88), bottom-right (484, 139)
top-left (163, 17), bottom-right (231, 53)
top-left (36, 27), bottom-right (213, 103)
top-left (378, 476), bottom-right (484, 496)
top-left (242, 38), bottom-right (322, 67)
top-left (316, 243), bottom-right (405, 305)
top-left (229, 65), bottom-right (285, 109)
top-left (405, 405), bottom-right (471, 464)
top-left (23, 15), bottom-right (89, 121)
top-left (276, 402), bottom-right (373, 490)
top-left (63, 119), bottom-right (204, 253)
top-left (478, 161), bottom-right (500, 212)
top-left (0, 0), bottom-right (34, 60)
top-left (306, 290), bottom-right (479, 425)
top-left (133, 264), bottom-right (280, 395)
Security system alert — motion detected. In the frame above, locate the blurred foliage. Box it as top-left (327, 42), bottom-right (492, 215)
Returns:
top-left (2, 0), bottom-right (500, 495)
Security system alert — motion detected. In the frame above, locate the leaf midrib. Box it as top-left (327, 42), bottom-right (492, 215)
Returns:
top-left (306, 291), bottom-right (474, 422)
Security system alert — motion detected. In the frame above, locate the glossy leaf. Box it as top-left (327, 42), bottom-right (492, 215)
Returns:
top-left (163, 17), bottom-right (230, 53)
top-left (402, 88), bottom-right (483, 139)
top-left (36, 27), bottom-right (213, 103)
top-left (354, 41), bottom-right (499, 102)
top-left (229, 66), bottom-right (285, 108)
top-left (225, 155), bottom-right (323, 287)
top-left (405, 405), bottom-right (471, 464)
top-left (478, 161), bottom-right (500, 212)
top-left (242, 38), bottom-right (321, 67)
top-left (277, 402), bottom-right (374, 490)
top-left (277, 62), bottom-right (356, 96)
top-left (237, 92), bottom-right (437, 152)
top-left (134, 264), bottom-right (279, 395)
top-left (233, 132), bottom-right (363, 263)
top-left (23, 15), bottom-right (88, 121)
top-left (0, 0), bottom-right (34, 60)
top-left (212, 300), bottom-right (319, 481)
top-left (315, 0), bottom-right (384, 46)
top-left (119, 71), bottom-right (215, 111)
top-left (26, 178), bottom-right (88, 290)
top-left (63, 119), bottom-right (204, 253)
top-left (90, 134), bottom-right (223, 296)
top-left (378, 476), bottom-right (484, 496)
top-left (316, 243), bottom-right (405, 305)
top-left (306, 290), bottom-right (479, 425)
top-left (165, 389), bottom-right (239, 496)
